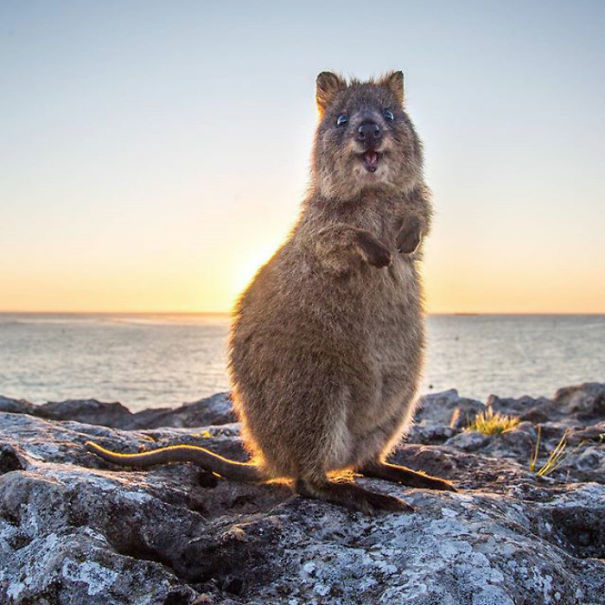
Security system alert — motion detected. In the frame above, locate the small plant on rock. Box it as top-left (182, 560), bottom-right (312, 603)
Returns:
top-left (466, 406), bottom-right (520, 435)
top-left (530, 425), bottom-right (588, 477)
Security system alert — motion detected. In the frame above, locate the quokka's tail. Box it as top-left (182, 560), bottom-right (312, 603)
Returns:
top-left (85, 441), bottom-right (262, 482)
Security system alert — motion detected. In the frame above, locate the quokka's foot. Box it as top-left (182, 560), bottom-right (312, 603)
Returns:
top-left (358, 461), bottom-right (457, 492)
top-left (396, 217), bottom-right (422, 254)
top-left (355, 230), bottom-right (392, 268)
top-left (295, 478), bottom-right (413, 515)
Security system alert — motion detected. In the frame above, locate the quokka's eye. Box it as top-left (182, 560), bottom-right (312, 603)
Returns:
top-left (336, 114), bottom-right (349, 126)
top-left (383, 108), bottom-right (395, 121)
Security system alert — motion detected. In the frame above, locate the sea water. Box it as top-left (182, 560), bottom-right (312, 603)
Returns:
top-left (0, 313), bottom-right (603, 411)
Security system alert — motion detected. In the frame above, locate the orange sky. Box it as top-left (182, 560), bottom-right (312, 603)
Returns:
top-left (2, 217), bottom-right (604, 314)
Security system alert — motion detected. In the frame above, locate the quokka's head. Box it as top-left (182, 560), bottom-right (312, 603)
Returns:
top-left (311, 71), bottom-right (423, 200)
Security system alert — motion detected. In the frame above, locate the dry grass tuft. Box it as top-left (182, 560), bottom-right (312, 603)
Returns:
top-left (530, 426), bottom-right (588, 477)
top-left (466, 406), bottom-right (520, 435)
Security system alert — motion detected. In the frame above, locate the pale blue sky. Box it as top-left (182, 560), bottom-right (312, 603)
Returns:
top-left (1, 1), bottom-right (604, 312)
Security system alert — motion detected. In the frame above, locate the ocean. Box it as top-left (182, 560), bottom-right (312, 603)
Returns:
top-left (0, 313), bottom-right (603, 412)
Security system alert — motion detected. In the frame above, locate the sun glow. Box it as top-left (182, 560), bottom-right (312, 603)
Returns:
top-left (229, 242), bottom-right (281, 303)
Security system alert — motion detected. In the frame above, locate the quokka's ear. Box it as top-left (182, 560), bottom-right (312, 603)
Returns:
top-left (381, 70), bottom-right (404, 106)
top-left (316, 72), bottom-right (346, 115)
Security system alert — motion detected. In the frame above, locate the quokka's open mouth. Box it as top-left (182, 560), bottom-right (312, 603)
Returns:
top-left (361, 150), bottom-right (380, 172)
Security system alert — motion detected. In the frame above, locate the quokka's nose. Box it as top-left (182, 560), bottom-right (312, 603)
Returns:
top-left (356, 121), bottom-right (382, 144)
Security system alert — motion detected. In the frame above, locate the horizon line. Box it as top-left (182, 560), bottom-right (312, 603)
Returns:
top-left (1, 310), bottom-right (604, 316)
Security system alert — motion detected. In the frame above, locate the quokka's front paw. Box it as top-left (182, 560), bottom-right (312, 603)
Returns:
top-left (396, 217), bottom-right (422, 254)
top-left (355, 231), bottom-right (392, 268)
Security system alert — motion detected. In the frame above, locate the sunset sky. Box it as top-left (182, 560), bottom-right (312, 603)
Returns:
top-left (1, 1), bottom-right (604, 313)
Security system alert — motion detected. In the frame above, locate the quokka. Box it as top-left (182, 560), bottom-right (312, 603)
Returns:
top-left (87, 71), bottom-right (455, 513)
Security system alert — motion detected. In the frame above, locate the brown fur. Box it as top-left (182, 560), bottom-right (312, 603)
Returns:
top-left (87, 71), bottom-right (455, 513)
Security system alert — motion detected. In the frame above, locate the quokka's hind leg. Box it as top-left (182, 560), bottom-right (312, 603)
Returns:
top-left (357, 460), bottom-right (457, 492)
top-left (294, 477), bottom-right (413, 514)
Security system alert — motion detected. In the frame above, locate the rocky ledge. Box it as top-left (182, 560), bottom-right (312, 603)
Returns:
top-left (0, 384), bottom-right (604, 604)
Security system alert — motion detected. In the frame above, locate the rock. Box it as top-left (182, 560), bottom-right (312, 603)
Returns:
top-left (415, 389), bottom-right (485, 429)
top-left (487, 393), bottom-right (552, 417)
top-left (405, 423), bottom-right (455, 445)
top-left (0, 395), bottom-right (36, 415)
top-left (484, 382), bottom-right (605, 429)
top-left (553, 382), bottom-right (605, 422)
top-left (131, 392), bottom-right (236, 429)
top-left (444, 430), bottom-right (491, 452)
top-left (0, 392), bottom-right (236, 430)
top-left (37, 398), bottom-right (134, 427)
top-left (0, 383), bottom-right (604, 604)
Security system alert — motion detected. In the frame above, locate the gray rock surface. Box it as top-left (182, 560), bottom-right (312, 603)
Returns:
top-left (0, 384), bottom-right (604, 604)
top-left (0, 392), bottom-right (236, 429)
